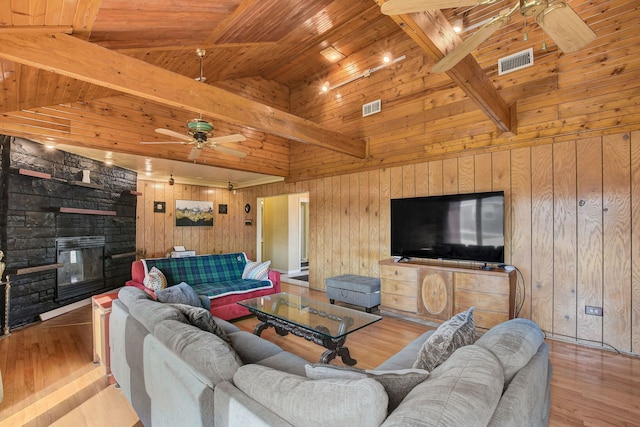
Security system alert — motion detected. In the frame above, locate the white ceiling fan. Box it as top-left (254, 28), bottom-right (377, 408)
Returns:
top-left (140, 48), bottom-right (247, 160)
top-left (380, 0), bottom-right (596, 73)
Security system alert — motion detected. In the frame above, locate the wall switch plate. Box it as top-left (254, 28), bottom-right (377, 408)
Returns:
top-left (585, 305), bottom-right (603, 316)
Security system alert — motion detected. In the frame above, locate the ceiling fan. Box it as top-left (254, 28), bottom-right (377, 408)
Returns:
top-left (140, 48), bottom-right (247, 160)
top-left (380, 0), bottom-right (596, 73)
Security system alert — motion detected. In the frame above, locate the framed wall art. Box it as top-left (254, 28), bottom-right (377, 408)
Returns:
top-left (175, 200), bottom-right (214, 227)
top-left (153, 201), bottom-right (166, 213)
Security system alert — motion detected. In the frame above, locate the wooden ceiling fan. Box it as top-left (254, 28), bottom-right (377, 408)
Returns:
top-left (141, 120), bottom-right (247, 160)
top-left (140, 48), bottom-right (247, 160)
top-left (380, 0), bottom-right (596, 73)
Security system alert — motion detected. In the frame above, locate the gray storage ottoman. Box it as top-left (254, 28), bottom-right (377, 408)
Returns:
top-left (325, 274), bottom-right (381, 313)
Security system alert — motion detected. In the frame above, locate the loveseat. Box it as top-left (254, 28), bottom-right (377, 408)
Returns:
top-left (110, 286), bottom-right (552, 427)
top-left (126, 252), bottom-right (280, 320)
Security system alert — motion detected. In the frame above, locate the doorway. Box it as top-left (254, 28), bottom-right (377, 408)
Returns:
top-left (256, 192), bottom-right (309, 286)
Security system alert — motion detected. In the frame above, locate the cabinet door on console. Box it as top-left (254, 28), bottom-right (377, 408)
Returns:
top-left (418, 270), bottom-right (453, 321)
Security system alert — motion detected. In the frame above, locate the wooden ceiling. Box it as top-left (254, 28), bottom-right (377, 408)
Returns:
top-left (0, 0), bottom-right (627, 182)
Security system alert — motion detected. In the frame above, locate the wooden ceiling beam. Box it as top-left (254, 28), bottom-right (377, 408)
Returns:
top-left (377, 4), bottom-right (515, 134)
top-left (0, 32), bottom-right (366, 158)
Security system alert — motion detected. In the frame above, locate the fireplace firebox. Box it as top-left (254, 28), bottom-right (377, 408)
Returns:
top-left (56, 236), bottom-right (106, 301)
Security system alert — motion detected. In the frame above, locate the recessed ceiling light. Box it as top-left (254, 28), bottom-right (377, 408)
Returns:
top-left (320, 46), bottom-right (345, 63)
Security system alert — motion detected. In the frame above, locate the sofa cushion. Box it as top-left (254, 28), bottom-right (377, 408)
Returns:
top-left (475, 318), bottom-right (545, 385)
top-left (169, 303), bottom-right (230, 343)
top-left (128, 298), bottom-right (188, 333)
top-left (384, 345), bottom-right (504, 427)
top-left (212, 316), bottom-right (242, 335)
top-left (143, 253), bottom-right (248, 287)
top-left (376, 330), bottom-right (435, 371)
top-left (189, 278), bottom-right (274, 299)
top-left (489, 343), bottom-right (551, 427)
top-left (305, 364), bottom-right (429, 413)
top-left (156, 281), bottom-right (203, 308)
top-left (227, 331), bottom-right (285, 364)
top-left (154, 320), bottom-right (242, 385)
top-left (412, 307), bottom-right (475, 371)
top-left (143, 266), bottom-right (167, 291)
top-left (256, 352), bottom-right (310, 377)
top-left (234, 364), bottom-right (388, 427)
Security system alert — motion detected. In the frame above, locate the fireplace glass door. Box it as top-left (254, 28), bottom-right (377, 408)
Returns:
top-left (56, 236), bottom-right (105, 300)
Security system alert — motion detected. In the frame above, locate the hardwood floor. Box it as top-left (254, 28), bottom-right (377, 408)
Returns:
top-left (0, 282), bottom-right (639, 426)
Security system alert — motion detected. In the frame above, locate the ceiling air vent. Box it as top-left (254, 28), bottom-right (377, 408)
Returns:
top-left (498, 48), bottom-right (534, 76)
top-left (362, 99), bottom-right (381, 117)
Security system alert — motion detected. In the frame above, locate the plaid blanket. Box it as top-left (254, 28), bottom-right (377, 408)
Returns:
top-left (142, 252), bottom-right (272, 298)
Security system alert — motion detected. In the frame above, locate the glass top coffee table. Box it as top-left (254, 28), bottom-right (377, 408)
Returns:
top-left (238, 292), bottom-right (381, 366)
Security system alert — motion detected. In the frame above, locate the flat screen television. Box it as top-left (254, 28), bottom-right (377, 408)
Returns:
top-left (391, 191), bottom-right (505, 264)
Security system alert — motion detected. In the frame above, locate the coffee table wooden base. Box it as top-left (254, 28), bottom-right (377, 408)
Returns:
top-left (252, 311), bottom-right (358, 366)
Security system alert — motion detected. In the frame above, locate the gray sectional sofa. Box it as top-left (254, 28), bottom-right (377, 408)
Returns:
top-left (110, 286), bottom-right (552, 427)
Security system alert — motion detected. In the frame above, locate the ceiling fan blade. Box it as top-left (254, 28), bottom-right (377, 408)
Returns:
top-left (536, 1), bottom-right (596, 53)
top-left (140, 141), bottom-right (186, 145)
top-left (155, 128), bottom-right (193, 141)
top-left (208, 134), bottom-right (247, 144)
top-left (213, 145), bottom-right (247, 158)
top-left (188, 147), bottom-right (202, 160)
top-left (431, 7), bottom-right (515, 73)
top-left (380, 0), bottom-right (486, 15)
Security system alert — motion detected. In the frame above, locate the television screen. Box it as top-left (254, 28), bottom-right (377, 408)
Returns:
top-left (391, 191), bottom-right (505, 264)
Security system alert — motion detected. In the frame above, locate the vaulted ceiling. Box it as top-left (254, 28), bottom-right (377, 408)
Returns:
top-left (0, 0), bottom-right (627, 186)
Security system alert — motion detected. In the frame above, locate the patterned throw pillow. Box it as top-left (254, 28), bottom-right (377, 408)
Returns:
top-left (143, 266), bottom-right (167, 291)
top-left (242, 260), bottom-right (271, 280)
top-left (413, 307), bottom-right (476, 371)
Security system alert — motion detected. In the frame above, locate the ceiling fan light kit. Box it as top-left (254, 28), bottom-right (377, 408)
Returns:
top-left (381, 0), bottom-right (596, 73)
top-left (187, 118), bottom-right (213, 141)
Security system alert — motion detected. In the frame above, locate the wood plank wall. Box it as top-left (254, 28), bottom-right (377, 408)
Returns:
top-left (136, 130), bottom-right (640, 355)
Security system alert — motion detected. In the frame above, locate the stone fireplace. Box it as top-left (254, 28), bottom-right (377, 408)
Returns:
top-left (0, 136), bottom-right (138, 331)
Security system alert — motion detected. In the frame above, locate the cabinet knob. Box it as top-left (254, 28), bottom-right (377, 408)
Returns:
top-left (394, 271), bottom-right (398, 276)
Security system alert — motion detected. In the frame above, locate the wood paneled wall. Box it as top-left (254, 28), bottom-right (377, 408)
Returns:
top-left (137, 130), bottom-right (640, 354)
top-left (136, 181), bottom-right (259, 259)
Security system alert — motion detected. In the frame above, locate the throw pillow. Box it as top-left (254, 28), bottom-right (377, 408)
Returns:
top-left (233, 364), bottom-right (388, 427)
top-left (156, 282), bottom-right (202, 308)
top-left (143, 266), bottom-right (167, 291)
top-left (413, 307), bottom-right (476, 371)
top-left (242, 260), bottom-right (271, 280)
top-left (305, 363), bottom-right (429, 413)
top-left (169, 303), bottom-right (230, 343)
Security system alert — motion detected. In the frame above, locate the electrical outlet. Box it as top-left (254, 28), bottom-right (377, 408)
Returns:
top-left (585, 305), bottom-right (603, 316)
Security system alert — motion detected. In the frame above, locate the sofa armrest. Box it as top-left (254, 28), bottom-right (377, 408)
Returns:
top-left (268, 270), bottom-right (281, 292)
top-left (214, 381), bottom-right (293, 427)
top-left (131, 259), bottom-right (145, 282)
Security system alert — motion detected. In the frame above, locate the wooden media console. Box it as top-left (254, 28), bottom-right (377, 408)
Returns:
top-left (379, 259), bottom-right (516, 330)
